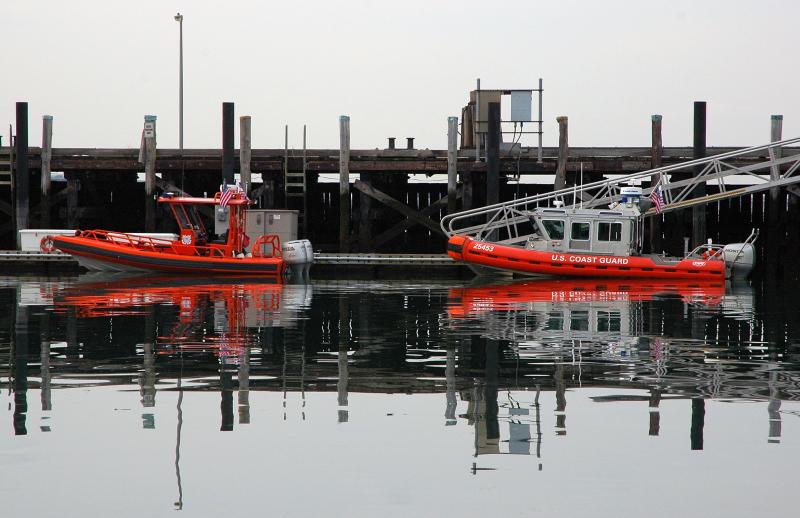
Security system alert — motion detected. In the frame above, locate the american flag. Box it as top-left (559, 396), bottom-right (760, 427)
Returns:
top-left (219, 185), bottom-right (235, 208)
top-left (650, 183), bottom-right (665, 214)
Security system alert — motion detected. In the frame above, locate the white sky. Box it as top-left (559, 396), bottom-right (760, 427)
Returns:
top-left (2, 0), bottom-right (798, 150)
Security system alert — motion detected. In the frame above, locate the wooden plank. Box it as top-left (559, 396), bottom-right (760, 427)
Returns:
top-left (352, 179), bottom-right (444, 236)
top-left (24, 145), bottom-right (799, 161)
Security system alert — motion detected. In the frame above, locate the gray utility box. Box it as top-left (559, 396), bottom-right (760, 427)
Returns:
top-left (246, 209), bottom-right (299, 245)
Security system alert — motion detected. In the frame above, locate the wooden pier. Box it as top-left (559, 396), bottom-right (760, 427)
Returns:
top-left (3, 102), bottom-right (800, 279)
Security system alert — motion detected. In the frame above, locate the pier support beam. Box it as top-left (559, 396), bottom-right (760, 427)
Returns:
top-left (14, 102), bottom-right (29, 249)
top-left (692, 101), bottom-right (707, 247)
top-left (40, 115), bottom-right (53, 228)
top-left (339, 116), bottom-right (351, 252)
top-left (649, 115), bottom-right (663, 253)
top-left (239, 116), bottom-right (252, 193)
top-left (222, 102), bottom-right (235, 185)
top-left (447, 116), bottom-right (458, 214)
top-left (555, 116), bottom-right (568, 191)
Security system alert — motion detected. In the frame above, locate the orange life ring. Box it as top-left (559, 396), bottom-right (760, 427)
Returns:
top-left (40, 236), bottom-right (56, 253)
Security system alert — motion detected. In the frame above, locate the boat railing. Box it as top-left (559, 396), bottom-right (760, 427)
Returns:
top-left (685, 243), bottom-right (726, 261)
top-left (79, 230), bottom-right (229, 258)
top-left (441, 137), bottom-right (800, 242)
top-left (251, 235), bottom-right (282, 259)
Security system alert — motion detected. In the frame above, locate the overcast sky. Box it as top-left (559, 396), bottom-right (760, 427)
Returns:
top-left (2, 0), bottom-right (798, 150)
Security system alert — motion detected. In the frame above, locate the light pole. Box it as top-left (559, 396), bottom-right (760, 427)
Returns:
top-left (174, 12), bottom-right (183, 155)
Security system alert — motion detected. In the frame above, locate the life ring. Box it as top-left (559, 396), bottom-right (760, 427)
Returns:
top-left (40, 236), bottom-right (56, 253)
top-left (702, 249), bottom-right (721, 260)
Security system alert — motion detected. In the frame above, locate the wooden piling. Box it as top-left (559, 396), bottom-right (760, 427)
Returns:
top-left (770, 115), bottom-right (784, 181)
top-left (143, 115), bottom-right (157, 232)
top-left (690, 398), bottom-right (705, 450)
top-left (484, 340), bottom-right (500, 443)
top-left (13, 300), bottom-right (30, 435)
top-left (649, 115), bottom-right (663, 253)
top-left (486, 103), bottom-right (500, 207)
top-left (447, 116), bottom-right (458, 214)
top-left (237, 349), bottom-right (250, 424)
top-left (339, 116), bottom-right (351, 252)
top-left (555, 116), bottom-right (568, 191)
top-left (767, 114), bottom-right (784, 279)
top-left (302, 124), bottom-right (308, 237)
top-left (64, 171), bottom-right (78, 229)
top-left (14, 102), bottom-right (29, 249)
top-left (692, 101), bottom-right (707, 247)
top-left (358, 173), bottom-right (372, 251)
top-left (40, 115), bottom-right (53, 228)
top-left (222, 102), bottom-right (234, 185)
top-left (239, 116), bottom-right (252, 193)
top-left (338, 295), bottom-right (349, 423)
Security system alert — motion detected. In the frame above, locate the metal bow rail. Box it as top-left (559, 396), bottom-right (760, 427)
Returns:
top-left (441, 137), bottom-right (800, 244)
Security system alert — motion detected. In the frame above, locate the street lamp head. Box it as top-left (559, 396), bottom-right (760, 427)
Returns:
top-left (174, 12), bottom-right (183, 22)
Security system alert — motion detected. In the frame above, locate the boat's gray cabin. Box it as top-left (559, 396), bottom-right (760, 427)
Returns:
top-left (525, 206), bottom-right (642, 256)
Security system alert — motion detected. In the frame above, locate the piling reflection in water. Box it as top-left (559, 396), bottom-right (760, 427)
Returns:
top-left (1, 275), bottom-right (799, 466)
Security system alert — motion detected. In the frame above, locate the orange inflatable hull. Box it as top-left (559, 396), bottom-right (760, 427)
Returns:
top-left (447, 235), bottom-right (725, 280)
top-left (53, 235), bottom-right (284, 276)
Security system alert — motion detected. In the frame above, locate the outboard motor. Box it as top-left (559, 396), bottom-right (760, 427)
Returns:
top-left (722, 242), bottom-right (755, 279)
top-left (281, 239), bottom-right (313, 280)
top-left (302, 239), bottom-right (314, 277)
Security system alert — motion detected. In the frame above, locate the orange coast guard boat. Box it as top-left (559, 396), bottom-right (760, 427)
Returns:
top-left (447, 234), bottom-right (727, 280)
top-left (444, 188), bottom-right (757, 280)
top-left (41, 188), bottom-right (291, 276)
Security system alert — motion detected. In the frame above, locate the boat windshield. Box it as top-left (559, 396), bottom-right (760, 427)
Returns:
top-left (172, 205), bottom-right (191, 229)
top-left (541, 219), bottom-right (565, 240)
top-left (186, 206), bottom-right (207, 233)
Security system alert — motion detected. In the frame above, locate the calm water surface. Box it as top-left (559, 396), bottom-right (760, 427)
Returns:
top-left (1, 275), bottom-right (799, 517)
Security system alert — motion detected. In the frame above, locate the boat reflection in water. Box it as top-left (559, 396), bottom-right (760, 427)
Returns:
top-left (52, 274), bottom-right (311, 360)
top-left (447, 278), bottom-right (727, 340)
top-left (4, 273), bottom-right (799, 514)
top-left (445, 278), bottom-right (761, 458)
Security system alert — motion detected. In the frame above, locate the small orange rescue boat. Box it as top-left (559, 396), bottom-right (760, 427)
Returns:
top-left (42, 187), bottom-right (288, 276)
